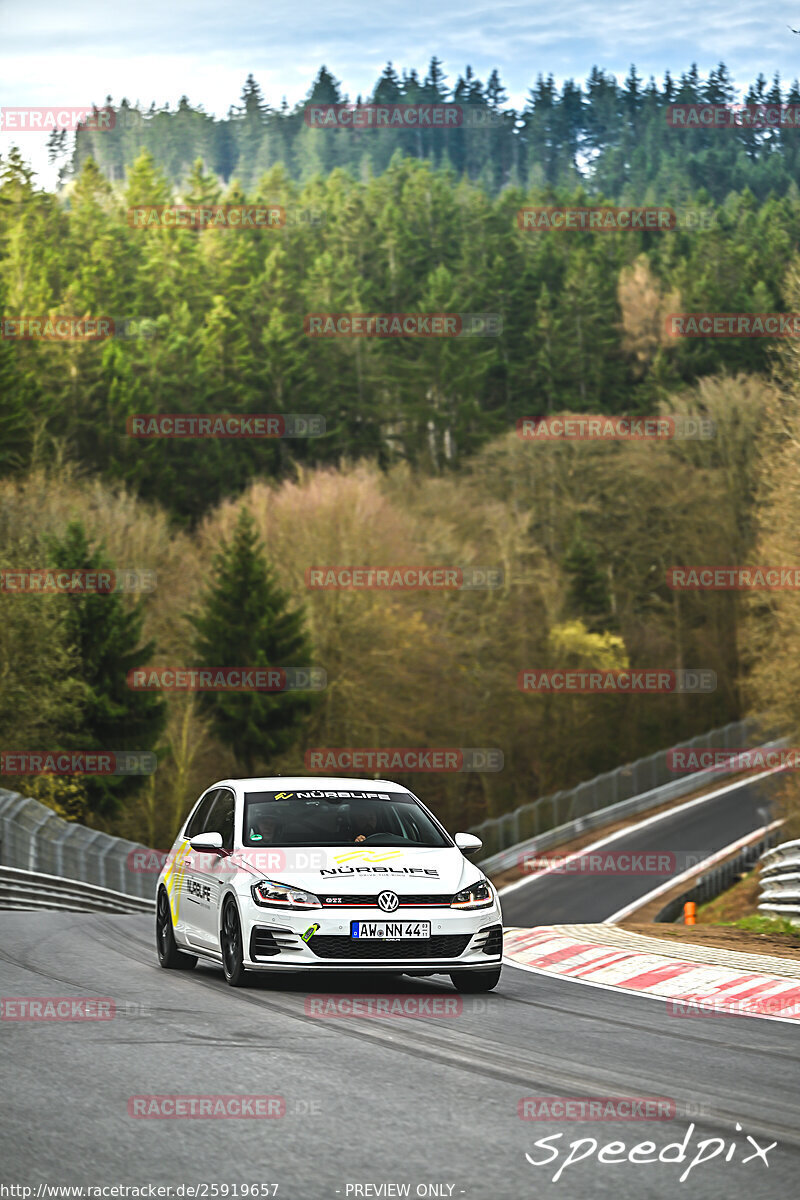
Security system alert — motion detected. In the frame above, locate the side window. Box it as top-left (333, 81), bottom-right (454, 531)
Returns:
top-left (204, 789), bottom-right (236, 851)
top-left (184, 789), bottom-right (219, 839)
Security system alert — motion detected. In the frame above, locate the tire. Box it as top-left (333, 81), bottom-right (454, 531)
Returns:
top-left (156, 888), bottom-right (197, 970)
top-left (221, 899), bottom-right (249, 988)
top-left (450, 967), bottom-right (502, 993)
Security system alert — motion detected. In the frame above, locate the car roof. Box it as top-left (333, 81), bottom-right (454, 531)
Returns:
top-left (214, 777), bottom-right (412, 793)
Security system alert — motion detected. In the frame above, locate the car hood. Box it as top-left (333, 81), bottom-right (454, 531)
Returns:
top-left (231, 844), bottom-right (480, 895)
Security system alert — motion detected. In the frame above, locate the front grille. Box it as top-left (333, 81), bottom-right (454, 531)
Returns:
top-left (320, 894), bottom-right (454, 907)
top-left (306, 934), bottom-right (472, 960)
top-left (481, 924), bottom-right (503, 956)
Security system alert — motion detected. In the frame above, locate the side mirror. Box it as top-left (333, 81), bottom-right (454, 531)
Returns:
top-left (455, 832), bottom-right (482, 856)
top-left (189, 832), bottom-right (224, 853)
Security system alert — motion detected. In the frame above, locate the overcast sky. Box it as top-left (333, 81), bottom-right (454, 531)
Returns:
top-left (2, 0), bottom-right (800, 187)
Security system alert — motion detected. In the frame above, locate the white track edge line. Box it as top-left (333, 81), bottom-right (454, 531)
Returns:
top-left (502, 955), bottom-right (800, 1026)
top-left (497, 766), bottom-right (780, 898)
top-left (603, 820), bottom-right (783, 924)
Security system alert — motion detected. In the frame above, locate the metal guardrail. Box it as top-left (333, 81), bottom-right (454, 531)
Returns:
top-left (0, 790), bottom-right (155, 899)
top-left (655, 830), bottom-right (781, 922)
top-left (0, 866), bottom-right (155, 914)
top-left (480, 731), bottom-right (783, 877)
top-left (471, 718), bottom-right (759, 862)
top-left (759, 840), bottom-right (800, 924)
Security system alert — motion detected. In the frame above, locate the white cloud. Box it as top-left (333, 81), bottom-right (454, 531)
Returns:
top-left (2, 0), bottom-right (798, 188)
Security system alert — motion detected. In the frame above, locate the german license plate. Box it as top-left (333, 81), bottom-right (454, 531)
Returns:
top-left (351, 921), bottom-right (431, 940)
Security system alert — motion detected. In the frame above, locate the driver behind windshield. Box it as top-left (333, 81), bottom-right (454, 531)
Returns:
top-left (249, 815), bottom-right (280, 843)
top-left (354, 809), bottom-right (381, 842)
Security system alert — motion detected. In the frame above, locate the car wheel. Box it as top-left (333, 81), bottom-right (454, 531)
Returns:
top-left (156, 888), bottom-right (197, 970)
top-left (449, 967), bottom-right (501, 993)
top-left (221, 899), bottom-right (249, 987)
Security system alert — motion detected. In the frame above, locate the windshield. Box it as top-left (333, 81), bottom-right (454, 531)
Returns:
top-left (242, 788), bottom-right (451, 848)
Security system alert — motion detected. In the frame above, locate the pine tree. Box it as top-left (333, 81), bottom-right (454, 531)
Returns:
top-left (189, 507), bottom-right (314, 773)
top-left (424, 57), bottom-right (449, 101)
top-left (0, 272), bottom-right (30, 472)
top-left (230, 76), bottom-right (270, 189)
top-left (47, 521), bottom-right (166, 816)
top-left (563, 526), bottom-right (612, 628)
top-left (486, 70), bottom-right (507, 110)
top-left (373, 63), bottom-right (403, 104)
top-left (182, 157), bottom-right (222, 208)
top-left (308, 67), bottom-right (344, 105)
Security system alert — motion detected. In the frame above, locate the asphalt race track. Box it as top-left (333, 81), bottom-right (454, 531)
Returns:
top-left (500, 772), bottom-right (781, 925)
top-left (0, 902), bottom-right (798, 1200)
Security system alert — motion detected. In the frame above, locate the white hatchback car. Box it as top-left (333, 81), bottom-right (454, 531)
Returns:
top-left (156, 776), bottom-right (503, 991)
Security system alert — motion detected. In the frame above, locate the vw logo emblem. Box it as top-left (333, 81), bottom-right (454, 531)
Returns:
top-left (377, 890), bottom-right (399, 913)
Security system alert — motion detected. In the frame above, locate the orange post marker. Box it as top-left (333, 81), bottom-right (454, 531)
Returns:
top-left (684, 901), bottom-right (696, 926)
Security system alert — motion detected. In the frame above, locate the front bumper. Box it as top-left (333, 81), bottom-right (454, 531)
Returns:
top-left (241, 900), bottom-right (503, 972)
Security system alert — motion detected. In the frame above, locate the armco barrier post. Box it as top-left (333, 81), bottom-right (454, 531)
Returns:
top-left (27, 810), bottom-right (53, 872)
top-left (98, 838), bottom-right (118, 890)
top-left (62, 823), bottom-right (90, 883)
top-left (51, 824), bottom-right (74, 879)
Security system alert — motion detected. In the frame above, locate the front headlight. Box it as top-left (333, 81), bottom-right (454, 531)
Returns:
top-left (251, 880), bottom-right (322, 910)
top-left (450, 879), bottom-right (494, 910)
